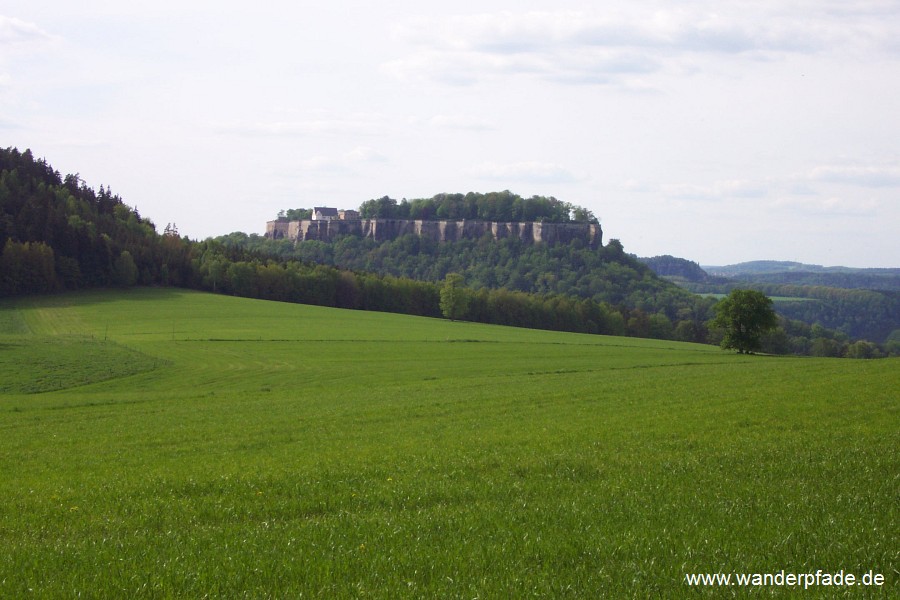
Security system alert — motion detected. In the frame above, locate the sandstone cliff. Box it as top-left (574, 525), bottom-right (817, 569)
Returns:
top-left (266, 218), bottom-right (602, 249)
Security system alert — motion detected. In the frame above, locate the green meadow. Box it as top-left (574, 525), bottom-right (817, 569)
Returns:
top-left (0, 289), bottom-right (896, 597)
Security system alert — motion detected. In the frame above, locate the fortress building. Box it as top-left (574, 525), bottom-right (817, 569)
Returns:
top-left (266, 213), bottom-right (602, 249)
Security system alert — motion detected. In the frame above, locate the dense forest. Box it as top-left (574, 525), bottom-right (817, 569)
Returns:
top-left (689, 282), bottom-right (899, 344)
top-left (217, 231), bottom-right (717, 337)
top-left (721, 271), bottom-right (900, 292)
top-left (0, 148), bottom-right (195, 293)
top-left (353, 192), bottom-right (598, 223)
top-left (638, 256), bottom-right (899, 344)
top-left (2, 146), bottom-right (896, 357)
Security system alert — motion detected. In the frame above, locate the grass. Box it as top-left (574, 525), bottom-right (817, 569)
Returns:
top-left (0, 336), bottom-right (164, 394)
top-left (0, 288), bottom-right (897, 597)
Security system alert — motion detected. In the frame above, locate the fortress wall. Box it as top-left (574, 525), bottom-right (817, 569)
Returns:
top-left (266, 220), bottom-right (290, 239)
top-left (266, 218), bottom-right (602, 249)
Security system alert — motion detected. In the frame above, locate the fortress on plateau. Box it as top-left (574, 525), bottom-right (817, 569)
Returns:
top-left (266, 208), bottom-right (603, 250)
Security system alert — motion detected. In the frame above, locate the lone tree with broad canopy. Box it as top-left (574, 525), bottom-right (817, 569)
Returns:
top-left (440, 273), bottom-right (469, 321)
top-left (713, 289), bottom-right (779, 354)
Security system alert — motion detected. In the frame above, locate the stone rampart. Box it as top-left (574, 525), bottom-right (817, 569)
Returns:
top-left (265, 218), bottom-right (602, 249)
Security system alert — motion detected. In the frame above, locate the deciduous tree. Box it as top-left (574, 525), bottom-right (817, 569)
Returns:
top-left (440, 272), bottom-right (468, 321)
top-left (712, 289), bottom-right (778, 354)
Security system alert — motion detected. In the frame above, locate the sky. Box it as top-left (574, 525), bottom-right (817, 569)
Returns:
top-left (1, 1), bottom-right (898, 268)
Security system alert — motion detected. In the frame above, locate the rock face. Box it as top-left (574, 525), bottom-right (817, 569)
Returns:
top-left (265, 218), bottom-right (603, 249)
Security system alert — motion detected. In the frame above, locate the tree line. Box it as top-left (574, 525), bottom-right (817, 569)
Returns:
top-left (725, 269), bottom-right (900, 292)
top-left (217, 231), bottom-right (897, 356)
top-left (221, 231), bottom-right (708, 320)
top-left (1, 148), bottom-right (194, 295)
top-left (355, 191), bottom-right (598, 223)
top-left (641, 256), bottom-right (899, 344)
top-left (680, 281), bottom-right (899, 344)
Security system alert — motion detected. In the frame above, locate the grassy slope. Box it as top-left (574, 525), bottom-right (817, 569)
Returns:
top-left (0, 289), bottom-right (896, 597)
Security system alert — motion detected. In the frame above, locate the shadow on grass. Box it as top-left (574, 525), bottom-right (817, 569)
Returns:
top-left (1, 286), bottom-right (195, 309)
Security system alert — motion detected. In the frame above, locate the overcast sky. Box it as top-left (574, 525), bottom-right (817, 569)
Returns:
top-left (2, 1), bottom-right (898, 267)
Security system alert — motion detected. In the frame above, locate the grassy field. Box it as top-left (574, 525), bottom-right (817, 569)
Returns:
top-left (0, 288), bottom-right (896, 597)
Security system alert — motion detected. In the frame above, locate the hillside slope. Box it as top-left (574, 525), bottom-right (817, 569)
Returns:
top-left (1, 289), bottom-right (896, 597)
top-left (220, 229), bottom-right (716, 336)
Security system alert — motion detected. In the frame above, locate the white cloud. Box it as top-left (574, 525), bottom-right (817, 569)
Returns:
top-left (640, 158), bottom-right (900, 209)
top-left (647, 171), bottom-right (883, 217)
top-left (44, 138), bottom-right (110, 149)
top-left (808, 163), bottom-right (900, 187)
top-left (0, 113), bottom-right (20, 129)
top-left (428, 114), bottom-right (496, 131)
top-left (471, 161), bottom-right (578, 184)
top-left (0, 15), bottom-right (57, 45)
top-left (344, 146), bottom-right (388, 163)
top-left (770, 195), bottom-right (880, 217)
top-left (292, 146), bottom-right (389, 175)
top-left (382, 52), bottom-right (487, 86)
top-left (212, 113), bottom-right (387, 138)
top-left (386, 6), bottom-right (895, 86)
top-left (635, 178), bottom-right (769, 202)
top-left (0, 16), bottom-right (61, 92)
top-left (296, 156), bottom-right (350, 174)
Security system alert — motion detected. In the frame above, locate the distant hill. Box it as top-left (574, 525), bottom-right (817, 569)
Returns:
top-left (704, 260), bottom-right (829, 276)
top-left (638, 255), bottom-right (900, 344)
top-left (221, 228), bottom-right (721, 341)
top-left (638, 255), bottom-right (713, 283)
top-left (641, 258), bottom-right (900, 343)
top-left (702, 261), bottom-right (900, 291)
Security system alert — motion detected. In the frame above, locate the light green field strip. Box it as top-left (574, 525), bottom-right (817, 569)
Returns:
top-left (0, 305), bottom-right (30, 335)
top-left (12, 297), bottom-right (93, 337)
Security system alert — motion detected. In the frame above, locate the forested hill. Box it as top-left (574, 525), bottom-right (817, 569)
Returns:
top-left (0, 146), bottom-right (703, 344)
top-left (219, 229), bottom-right (719, 340)
top-left (640, 253), bottom-right (900, 345)
top-left (0, 147), bottom-right (195, 293)
top-left (704, 261), bottom-right (900, 291)
top-left (638, 255), bottom-right (713, 283)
